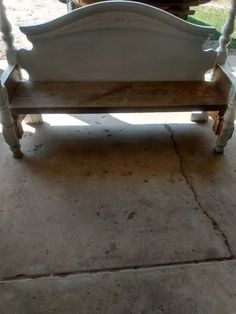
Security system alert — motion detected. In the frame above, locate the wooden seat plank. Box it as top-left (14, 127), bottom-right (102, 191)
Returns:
top-left (10, 81), bottom-right (227, 114)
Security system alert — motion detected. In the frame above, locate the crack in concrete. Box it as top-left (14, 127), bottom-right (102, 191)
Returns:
top-left (1, 256), bottom-right (234, 282)
top-left (0, 124), bottom-right (234, 284)
top-left (164, 124), bottom-right (233, 258)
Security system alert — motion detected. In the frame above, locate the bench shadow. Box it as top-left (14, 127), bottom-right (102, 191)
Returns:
top-left (19, 113), bottom-right (227, 181)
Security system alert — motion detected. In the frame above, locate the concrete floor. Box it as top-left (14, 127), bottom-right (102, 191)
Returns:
top-left (0, 56), bottom-right (236, 314)
top-left (0, 109), bottom-right (236, 313)
top-left (0, 0), bottom-right (236, 310)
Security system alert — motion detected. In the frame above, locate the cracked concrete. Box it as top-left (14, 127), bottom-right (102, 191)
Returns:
top-left (1, 0), bottom-right (236, 311)
top-left (164, 123), bottom-right (234, 258)
top-left (0, 112), bottom-right (236, 313)
top-left (1, 261), bottom-right (236, 314)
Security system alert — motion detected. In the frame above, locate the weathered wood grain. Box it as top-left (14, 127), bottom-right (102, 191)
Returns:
top-left (9, 80), bottom-right (227, 114)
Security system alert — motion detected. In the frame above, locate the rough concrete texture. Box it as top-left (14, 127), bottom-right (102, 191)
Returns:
top-left (1, 0), bottom-right (236, 311)
top-left (0, 111), bottom-right (236, 313)
top-left (1, 261), bottom-right (236, 314)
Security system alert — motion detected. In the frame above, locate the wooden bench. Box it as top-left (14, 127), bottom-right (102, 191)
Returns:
top-left (0, 0), bottom-right (236, 158)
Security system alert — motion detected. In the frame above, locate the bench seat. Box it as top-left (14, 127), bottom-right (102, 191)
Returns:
top-left (9, 80), bottom-right (228, 115)
top-left (0, 0), bottom-right (235, 157)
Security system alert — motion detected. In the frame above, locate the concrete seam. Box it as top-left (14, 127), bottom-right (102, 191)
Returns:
top-left (0, 256), bottom-right (235, 282)
top-left (164, 123), bottom-right (233, 258)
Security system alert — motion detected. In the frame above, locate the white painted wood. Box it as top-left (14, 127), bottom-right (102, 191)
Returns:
top-left (0, 83), bottom-right (23, 158)
top-left (214, 83), bottom-right (236, 153)
top-left (17, 1), bottom-right (216, 81)
top-left (1, 0), bottom-right (236, 156)
top-left (0, 0), bottom-right (16, 64)
top-left (216, 0), bottom-right (236, 65)
top-left (191, 112), bottom-right (209, 122)
top-left (24, 114), bottom-right (43, 124)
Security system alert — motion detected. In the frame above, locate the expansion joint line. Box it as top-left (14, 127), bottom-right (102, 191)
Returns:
top-left (164, 124), bottom-right (233, 258)
top-left (1, 256), bottom-right (235, 282)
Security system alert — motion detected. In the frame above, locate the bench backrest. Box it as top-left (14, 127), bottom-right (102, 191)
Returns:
top-left (17, 1), bottom-right (216, 81)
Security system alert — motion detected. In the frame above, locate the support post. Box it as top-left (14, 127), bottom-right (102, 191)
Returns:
top-left (191, 112), bottom-right (209, 123)
top-left (0, 0), bottom-right (17, 64)
top-left (24, 114), bottom-right (43, 124)
top-left (0, 83), bottom-right (23, 158)
top-left (216, 0), bottom-right (236, 65)
top-left (214, 84), bottom-right (236, 153)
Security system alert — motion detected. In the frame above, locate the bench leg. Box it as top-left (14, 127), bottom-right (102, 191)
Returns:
top-left (191, 111), bottom-right (208, 122)
top-left (24, 114), bottom-right (43, 124)
top-left (0, 85), bottom-right (23, 158)
top-left (13, 114), bottom-right (24, 139)
top-left (214, 103), bottom-right (235, 153)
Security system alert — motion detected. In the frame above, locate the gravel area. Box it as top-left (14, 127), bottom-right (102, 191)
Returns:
top-left (0, 0), bottom-right (66, 59)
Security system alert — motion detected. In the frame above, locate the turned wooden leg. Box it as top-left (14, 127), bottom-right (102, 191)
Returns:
top-left (207, 109), bottom-right (226, 136)
top-left (214, 107), bottom-right (235, 153)
top-left (0, 84), bottom-right (22, 158)
top-left (24, 114), bottom-right (43, 124)
top-left (191, 111), bottom-right (209, 123)
top-left (214, 100), bottom-right (236, 153)
top-left (12, 114), bottom-right (24, 139)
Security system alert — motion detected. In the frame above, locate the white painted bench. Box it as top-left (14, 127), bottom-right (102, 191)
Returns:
top-left (0, 0), bottom-right (235, 158)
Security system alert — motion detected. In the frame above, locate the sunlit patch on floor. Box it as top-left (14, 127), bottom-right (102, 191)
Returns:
top-left (41, 114), bottom-right (89, 126)
top-left (0, 113), bottom-right (236, 134)
top-left (110, 112), bottom-right (195, 125)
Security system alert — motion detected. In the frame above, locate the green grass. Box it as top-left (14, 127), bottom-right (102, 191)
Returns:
top-left (187, 7), bottom-right (236, 48)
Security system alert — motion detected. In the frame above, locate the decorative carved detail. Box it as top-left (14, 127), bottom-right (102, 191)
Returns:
top-left (113, 17), bottom-right (126, 24)
top-left (0, 0), bottom-right (16, 64)
top-left (216, 0), bottom-right (236, 65)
